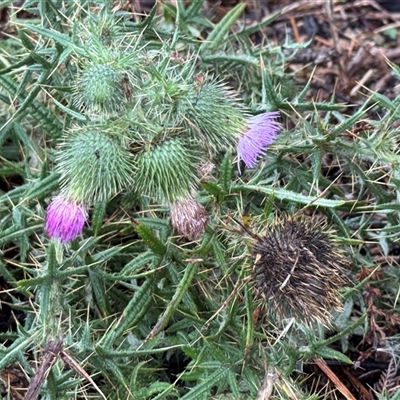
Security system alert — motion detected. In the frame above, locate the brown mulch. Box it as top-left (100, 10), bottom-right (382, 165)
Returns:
top-left (266, 0), bottom-right (400, 104)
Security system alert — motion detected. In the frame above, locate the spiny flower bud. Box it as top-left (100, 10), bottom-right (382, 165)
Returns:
top-left (170, 197), bottom-right (208, 240)
top-left (57, 128), bottom-right (135, 203)
top-left (237, 111), bottom-right (281, 169)
top-left (252, 216), bottom-right (350, 326)
top-left (45, 195), bottom-right (87, 243)
top-left (74, 63), bottom-right (132, 117)
top-left (182, 80), bottom-right (247, 151)
top-left (134, 138), bottom-right (201, 203)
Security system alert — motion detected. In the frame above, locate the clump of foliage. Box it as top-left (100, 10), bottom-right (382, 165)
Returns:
top-left (1, 1), bottom-right (400, 399)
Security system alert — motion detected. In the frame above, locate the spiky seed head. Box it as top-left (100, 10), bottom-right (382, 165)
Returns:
top-left (45, 194), bottom-right (87, 243)
top-left (170, 197), bottom-right (208, 240)
top-left (182, 81), bottom-right (247, 151)
top-left (74, 63), bottom-right (131, 117)
top-left (134, 138), bottom-right (202, 203)
top-left (252, 216), bottom-right (350, 326)
top-left (57, 129), bottom-right (135, 203)
top-left (237, 111), bottom-right (281, 169)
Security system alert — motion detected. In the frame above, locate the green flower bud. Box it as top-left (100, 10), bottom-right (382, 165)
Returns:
top-left (181, 80), bottom-right (247, 151)
top-left (73, 11), bottom-right (122, 48)
top-left (74, 63), bottom-right (132, 117)
top-left (134, 138), bottom-right (201, 203)
top-left (57, 128), bottom-right (135, 203)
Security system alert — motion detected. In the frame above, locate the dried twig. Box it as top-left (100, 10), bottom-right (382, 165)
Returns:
top-left (24, 340), bottom-right (106, 400)
top-left (24, 341), bottom-right (63, 400)
top-left (314, 358), bottom-right (357, 400)
top-left (256, 367), bottom-right (276, 400)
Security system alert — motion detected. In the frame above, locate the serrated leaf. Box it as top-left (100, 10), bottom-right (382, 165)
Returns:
top-left (202, 181), bottom-right (225, 202)
top-left (101, 277), bottom-right (155, 346)
top-left (24, 24), bottom-right (87, 56)
top-left (180, 366), bottom-right (230, 400)
top-left (118, 251), bottom-right (154, 276)
top-left (88, 268), bottom-right (110, 317)
top-left (211, 239), bottom-right (226, 267)
top-left (233, 184), bottom-right (358, 210)
top-left (135, 223), bottom-right (167, 256)
top-left (199, 3), bottom-right (246, 52)
top-left (219, 151), bottom-right (232, 192)
top-left (91, 200), bottom-right (107, 236)
top-left (314, 346), bottom-right (353, 364)
top-left (147, 262), bottom-right (198, 340)
top-left (52, 97), bottom-right (87, 121)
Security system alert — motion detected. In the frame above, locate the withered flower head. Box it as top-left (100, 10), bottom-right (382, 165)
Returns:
top-left (170, 197), bottom-right (209, 240)
top-left (252, 216), bottom-right (350, 326)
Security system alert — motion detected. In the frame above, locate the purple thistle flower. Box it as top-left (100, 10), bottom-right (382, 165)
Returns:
top-left (237, 111), bottom-right (281, 169)
top-left (170, 197), bottom-right (208, 240)
top-left (45, 195), bottom-right (87, 243)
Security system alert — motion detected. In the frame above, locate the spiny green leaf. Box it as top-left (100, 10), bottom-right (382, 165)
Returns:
top-left (313, 348), bottom-right (352, 364)
top-left (101, 277), bottom-right (155, 346)
top-left (180, 366), bottom-right (231, 400)
top-left (233, 184), bottom-right (359, 210)
top-left (200, 3), bottom-right (246, 52)
top-left (166, 263), bottom-right (198, 314)
top-left (91, 200), bottom-right (107, 236)
top-left (135, 223), bottom-right (167, 256)
top-left (219, 151), bottom-right (232, 192)
top-left (24, 24), bottom-right (87, 56)
top-left (0, 75), bottom-right (63, 138)
top-left (147, 261), bottom-right (198, 339)
top-left (88, 269), bottom-right (110, 317)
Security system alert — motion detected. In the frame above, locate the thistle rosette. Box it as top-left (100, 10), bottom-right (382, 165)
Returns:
top-left (170, 197), bottom-right (208, 240)
top-left (252, 216), bottom-right (350, 326)
top-left (134, 138), bottom-right (202, 203)
top-left (237, 111), bottom-right (281, 169)
top-left (45, 194), bottom-right (87, 243)
top-left (57, 128), bottom-right (135, 204)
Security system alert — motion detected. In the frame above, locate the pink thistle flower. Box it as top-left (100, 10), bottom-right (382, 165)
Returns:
top-left (45, 195), bottom-right (87, 243)
top-left (170, 197), bottom-right (208, 240)
top-left (237, 111), bottom-right (281, 169)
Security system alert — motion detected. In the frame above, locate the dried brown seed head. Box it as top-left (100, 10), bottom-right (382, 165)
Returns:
top-left (252, 216), bottom-right (351, 326)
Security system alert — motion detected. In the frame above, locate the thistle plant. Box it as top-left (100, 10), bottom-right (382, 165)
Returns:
top-left (45, 30), bottom-right (279, 242)
top-left (3, 1), bottom-right (394, 399)
top-left (181, 79), bottom-right (249, 151)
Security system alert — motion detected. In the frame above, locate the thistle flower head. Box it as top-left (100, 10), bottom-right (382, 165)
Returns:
top-left (170, 197), bottom-right (208, 240)
top-left (45, 195), bottom-right (87, 243)
top-left (252, 216), bottom-right (350, 326)
top-left (237, 111), bottom-right (281, 169)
